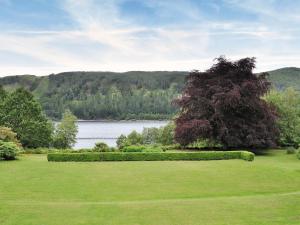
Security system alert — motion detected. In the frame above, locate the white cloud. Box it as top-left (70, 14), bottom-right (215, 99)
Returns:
top-left (0, 0), bottom-right (299, 76)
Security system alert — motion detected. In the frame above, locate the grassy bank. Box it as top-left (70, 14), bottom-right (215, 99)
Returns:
top-left (0, 150), bottom-right (300, 225)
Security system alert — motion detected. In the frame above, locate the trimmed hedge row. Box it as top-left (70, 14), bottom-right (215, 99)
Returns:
top-left (47, 151), bottom-right (254, 162)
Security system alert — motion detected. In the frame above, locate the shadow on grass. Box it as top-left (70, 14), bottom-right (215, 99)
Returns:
top-left (179, 147), bottom-right (281, 156)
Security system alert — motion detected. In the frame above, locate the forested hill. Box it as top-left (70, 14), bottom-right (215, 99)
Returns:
top-left (0, 71), bottom-right (187, 119)
top-left (0, 68), bottom-right (299, 120)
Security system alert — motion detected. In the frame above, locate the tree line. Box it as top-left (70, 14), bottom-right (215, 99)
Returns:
top-left (1, 69), bottom-right (298, 120)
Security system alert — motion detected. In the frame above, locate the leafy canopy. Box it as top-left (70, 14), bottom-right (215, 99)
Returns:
top-left (53, 109), bottom-right (78, 149)
top-left (265, 87), bottom-right (300, 147)
top-left (174, 57), bottom-right (279, 149)
top-left (0, 88), bottom-right (53, 148)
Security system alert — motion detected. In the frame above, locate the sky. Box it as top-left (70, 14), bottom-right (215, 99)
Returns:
top-left (0, 0), bottom-right (299, 76)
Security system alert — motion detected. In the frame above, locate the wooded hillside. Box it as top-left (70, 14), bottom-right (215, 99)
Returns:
top-left (0, 68), bottom-right (298, 120)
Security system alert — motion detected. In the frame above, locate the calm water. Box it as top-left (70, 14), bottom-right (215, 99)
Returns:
top-left (75, 120), bottom-right (168, 149)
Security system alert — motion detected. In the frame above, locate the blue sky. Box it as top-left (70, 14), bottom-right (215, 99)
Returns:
top-left (0, 0), bottom-right (299, 76)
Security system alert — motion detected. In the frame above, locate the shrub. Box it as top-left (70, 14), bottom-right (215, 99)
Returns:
top-left (142, 146), bottom-right (163, 153)
top-left (161, 144), bottom-right (181, 151)
top-left (297, 150), bottom-right (300, 160)
top-left (122, 145), bottom-right (145, 152)
top-left (93, 142), bottom-right (110, 152)
top-left (0, 126), bottom-right (22, 147)
top-left (286, 147), bottom-right (296, 154)
top-left (0, 141), bottom-right (20, 160)
top-left (47, 151), bottom-right (254, 162)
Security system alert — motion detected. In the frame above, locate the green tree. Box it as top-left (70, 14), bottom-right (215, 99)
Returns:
top-left (0, 88), bottom-right (53, 148)
top-left (53, 109), bottom-right (78, 149)
top-left (93, 142), bottom-right (109, 152)
top-left (127, 131), bottom-right (143, 145)
top-left (158, 122), bottom-right (175, 145)
top-left (116, 134), bottom-right (129, 149)
top-left (265, 88), bottom-right (300, 147)
top-left (142, 127), bottom-right (160, 144)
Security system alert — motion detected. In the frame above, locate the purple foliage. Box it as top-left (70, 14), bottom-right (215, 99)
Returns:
top-left (174, 57), bottom-right (279, 149)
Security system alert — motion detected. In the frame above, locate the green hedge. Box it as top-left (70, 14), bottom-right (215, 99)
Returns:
top-left (297, 150), bottom-right (300, 160)
top-left (47, 151), bottom-right (254, 162)
top-left (122, 145), bottom-right (163, 153)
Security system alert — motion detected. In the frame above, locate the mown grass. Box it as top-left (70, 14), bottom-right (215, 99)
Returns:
top-left (0, 150), bottom-right (300, 225)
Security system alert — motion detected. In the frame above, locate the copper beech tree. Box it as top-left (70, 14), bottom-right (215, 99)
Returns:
top-left (174, 57), bottom-right (279, 149)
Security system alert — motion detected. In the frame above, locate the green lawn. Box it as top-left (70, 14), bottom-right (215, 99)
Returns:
top-left (1, 151), bottom-right (300, 225)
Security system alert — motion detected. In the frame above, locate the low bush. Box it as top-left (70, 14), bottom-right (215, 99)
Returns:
top-left (93, 142), bottom-right (110, 152)
top-left (0, 126), bottom-right (22, 147)
top-left (48, 151), bottom-right (254, 162)
top-left (297, 150), bottom-right (300, 160)
top-left (286, 147), bottom-right (296, 154)
top-left (142, 146), bottom-right (163, 153)
top-left (0, 141), bottom-right (20, 160)
top-left (122, 145), bottom-right (145, 152)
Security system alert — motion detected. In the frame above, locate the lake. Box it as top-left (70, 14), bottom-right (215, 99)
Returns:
top-left (75, 120), bottom-right (168, 149)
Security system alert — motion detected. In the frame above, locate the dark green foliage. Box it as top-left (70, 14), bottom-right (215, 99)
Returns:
top-left (297, 150), bottom-right (300, 159)
top-left (0, 140), bottom-right (20, 160)
top-left (93, 142), bottom-right (110, 152)
top-left (0, 72), bottom-right (185, 119)
top-left (0, 88), bottom-right (53, 148)
top-left (0, 69), bottom-right (298, 120)
top-left (0, 85), bottom-right (7, 101)
top-left (47, 151), bottom-right (254, 162)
